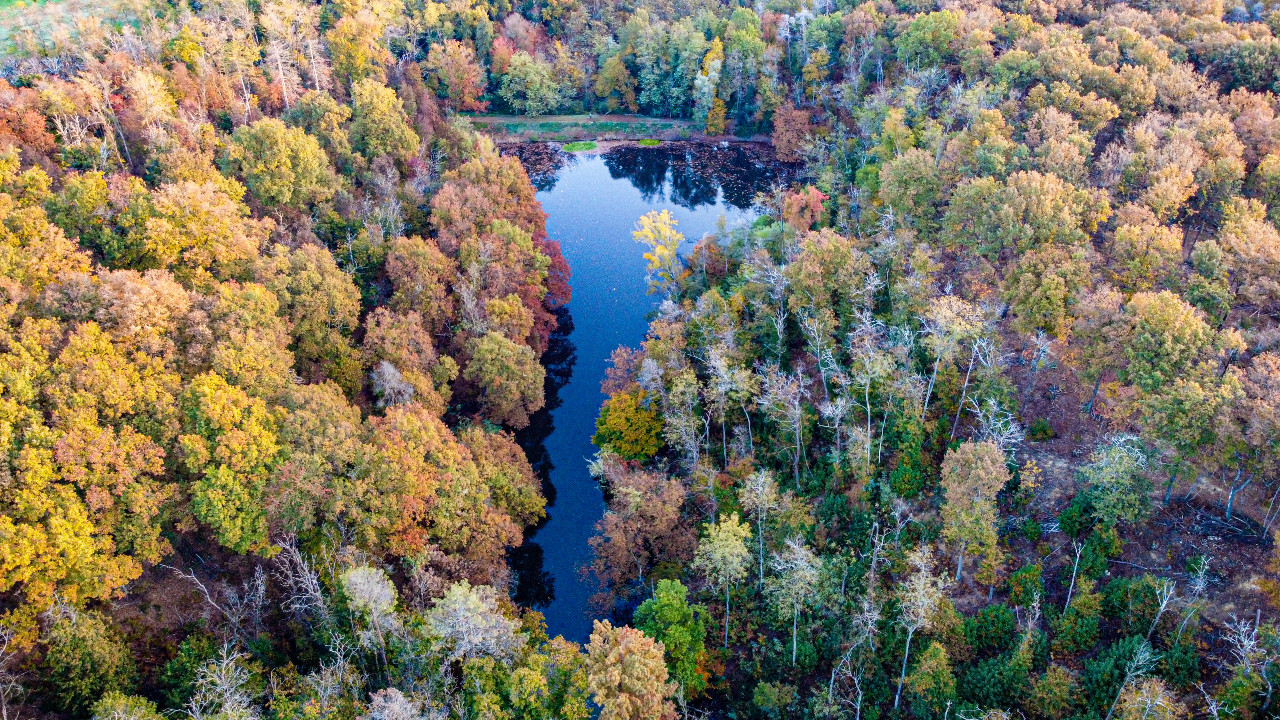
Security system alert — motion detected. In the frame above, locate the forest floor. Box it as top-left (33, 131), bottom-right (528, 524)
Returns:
top-left (465, 113), bottom-right (770, 144)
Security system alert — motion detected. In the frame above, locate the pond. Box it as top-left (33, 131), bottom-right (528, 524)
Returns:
top-left (506, 142), bottom-right (791, 643)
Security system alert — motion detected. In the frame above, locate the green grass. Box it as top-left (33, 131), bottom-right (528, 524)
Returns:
top-left (638, 139), bottom-right (661, 147)
top-left (562, 141), bottom-right (598, 151)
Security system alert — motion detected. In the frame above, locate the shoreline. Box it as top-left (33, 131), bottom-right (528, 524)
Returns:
top-left (462, 112), bottom-right (773, 145)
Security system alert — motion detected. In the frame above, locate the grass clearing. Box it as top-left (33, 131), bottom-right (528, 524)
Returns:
top-left (562, 140), bottom-right (598, 151)
top-left (0, 0), bottom-right (141, 50)
top-left (638, 138), bottom-right (661, 146)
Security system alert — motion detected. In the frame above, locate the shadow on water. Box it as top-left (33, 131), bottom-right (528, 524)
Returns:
top-left (503, 141), bottom-right (792, 643)
top-left (510, 306), bottom-right (576, 610)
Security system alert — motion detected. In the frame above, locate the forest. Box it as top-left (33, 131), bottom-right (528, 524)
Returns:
top-left (0, 0), bottom-right (1279, 714)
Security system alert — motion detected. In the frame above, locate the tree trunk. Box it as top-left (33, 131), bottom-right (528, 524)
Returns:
top-left (951, 350), bottom-right (976, 441)
top-left (1227, 471), bottom-right (1252, 521)
top-left (922, 356), bottom-right (941, 420)
top-left (955, 544), bottom-right (965, 582)
top-left (1164, 470), bottom-right (1178, 504)
top-left (1084, 375), bottom-right (1103, 417)
top-left (1064, 542), bottom-right (1084, 609)
top-left (758, 518), bottom-right (766, 592)
top-left (725, 584), bottom-right (731, 648)
top-left (792, 606), bottom-right (799, 665)
top-left (865, 381), bottom-right (874, 465)
top-left (894, 628), bottom-right (915, 710)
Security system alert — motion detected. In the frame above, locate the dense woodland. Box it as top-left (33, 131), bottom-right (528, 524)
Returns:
top-left (1, 0), bottom-right (1280, 715)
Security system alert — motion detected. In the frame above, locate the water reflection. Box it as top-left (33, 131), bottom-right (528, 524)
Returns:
top-left (509, 143), bottom-right (793, 210)
top-left (511, 306), bottom-right (576, 608)
top-left (504, 142), bottom-right (786, 642)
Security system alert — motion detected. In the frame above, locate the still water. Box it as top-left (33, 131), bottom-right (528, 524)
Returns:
top-left (506, 142), bottom-right (789, 643)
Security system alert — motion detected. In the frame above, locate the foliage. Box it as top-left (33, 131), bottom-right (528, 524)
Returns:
top-left (633, 580), bottom-right (708, 700)
top-left (594, 390), bottom-right (664, 460)
top-left (43, 610), bottom-right (137, 717)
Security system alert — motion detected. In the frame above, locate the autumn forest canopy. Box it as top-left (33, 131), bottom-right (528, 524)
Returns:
top-left (1, 0), bottom-right (1280, 715)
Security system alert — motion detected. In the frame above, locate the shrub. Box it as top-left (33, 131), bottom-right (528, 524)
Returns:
top-left (563, 141), bottom-right (598, 151)
top-left (1027, 418), bottom-right (1055, 441)
top-left (638, 139), bottom-right (661, 146)
top-left (1022, 518), bottom-right (1043, 542)
top-left (1160, 639), bottom-right (1200, 689)
top-left (158, 630), bottom-right (219, 710)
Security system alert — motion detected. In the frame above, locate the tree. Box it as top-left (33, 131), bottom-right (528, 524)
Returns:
top-left (350, 79), bottom-right (420, 163)
top-left (1217, 197), bottom-right (1280, 309)
top-left (633, 210), bottom-right (684, 296)
top-left (894, 546), bottom-right (948, 710)
top-left (225, 118), bottom-right (336, 210)
top-left (425, 40), bottom-right (488, 112)
top-left (256, 243), bottom-right (362, 393)
top-left (1030, 666), bottom-right (1079, 720)
top-left (595, 54), bottom-right (639, 113)
top-left (1116, 678), bottom-right (1187, 720)
top-left (589, 459), bottom-right (692, 604)
top-left (43, 609), bottom-right (136, 717)
top-left (772, 103), bottom-right (811, 163)
top-left (693, 38), bottom-right (724, 132)
top-left (1080, 436), bottom-right (1152, 527)
top-left (178, 373), bottom-right (279, 554)
top-left (691, 513), bottom-right (750, 648)
top-left (759, 365), bottom-right (810, 489)
top-left (1122, 291), bottom-right (1218, 393)
top-left (921, 295), bottom-right (984, 420)
top-left (585, 621), bottom-right (676, 720)
top-left (386, 235), bottom-right (458, 335)
top-left (1003, 245), bottom-right (1093, 338)
top-left (941, 441), bottom-right (1011, 582)
top-left (326, 11), bottom-right (391, 87)
top-left (905, 642), bottom-right (957, 719)
top-left (766, 537), bottom-right (819, 666)
top-left (498, 52), bottom-right (565, 116)
top-left (594, 390), bottom-right (664, 461)
top-left (463, 331), bottom-right (546, 428)
top-left (1106, 207), bottom-right (1183, 291)
top-left (634, 580), bottom-right (708, 703)
top-left (426, 581), bottom-right (523, 665)
top-left (738, 471), bottom-right (780, 589)
top-left (92, 692), bottom-right (164, 720)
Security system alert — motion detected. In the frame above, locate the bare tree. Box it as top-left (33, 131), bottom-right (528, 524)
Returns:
top-left (951, 337), bottom-right (997, 441)
top-left (273, 535), bottom-right (332, 628)
top-left (739, 470), bottom-right (782, 590)
top-left (1147, 579), bottom-right (1177, 641)
top-left (0, 621), bottom-right (23, 720)
top-left (759, 363), bottom-right (811, 489)
top-left (894, 546), bottom-right (948, 710)
top-left (187, 646), bottom-right (260, 720)
top-left (1104, 641), bottom-right (1160, 720)
top-left (847, 310), bottom-right (893, 465)
top-left (972, 397), bottom-right (1025, 458)
top-left (767, 537), bottom-right (821, 665)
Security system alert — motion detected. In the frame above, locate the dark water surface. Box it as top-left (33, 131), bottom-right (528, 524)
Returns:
top-left (506, 142), bottom-right (789, 643)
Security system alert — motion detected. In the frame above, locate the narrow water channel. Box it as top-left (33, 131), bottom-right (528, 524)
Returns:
top-left (507, 142), bottom-right (789, 642)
